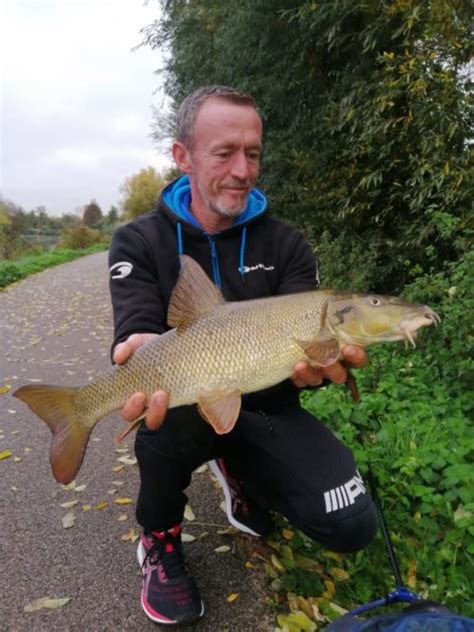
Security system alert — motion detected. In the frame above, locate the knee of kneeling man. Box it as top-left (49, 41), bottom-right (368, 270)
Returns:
top-left (296, 501), bottom-right (378, 553)
top-left (326, 503), bottom-right (378, 553)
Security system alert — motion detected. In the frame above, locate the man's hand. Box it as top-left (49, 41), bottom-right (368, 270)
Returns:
top-left (292, 345), bottom-right (368, 388)
top-left (113, 333), bottom-right (169, 431)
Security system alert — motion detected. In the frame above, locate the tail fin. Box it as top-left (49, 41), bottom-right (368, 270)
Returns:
top-left (13, 385), bottom-right (91, 484)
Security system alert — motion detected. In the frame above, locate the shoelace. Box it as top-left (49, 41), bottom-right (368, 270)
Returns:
top-left (144, 535), bottom-right (187, 580)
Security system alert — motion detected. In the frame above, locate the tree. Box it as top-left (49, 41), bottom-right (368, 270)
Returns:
top-left (107, 205), bottom-right (119, 224)
top-left (142, 0), bottom-right (472, 292)
top-left (120, 166), bottom-right (166, 220)
top-left (83, 200), bottom-right (103, 227)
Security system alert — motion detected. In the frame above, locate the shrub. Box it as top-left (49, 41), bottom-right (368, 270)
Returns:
top-left (59, 223), bottom-right (103, 250)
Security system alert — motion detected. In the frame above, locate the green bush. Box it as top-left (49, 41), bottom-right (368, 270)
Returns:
top-left (59, 223), bottom-right (103, 250)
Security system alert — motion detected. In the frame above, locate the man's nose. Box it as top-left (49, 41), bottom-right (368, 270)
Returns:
top-left (230, 151), bottom-right (251, 180)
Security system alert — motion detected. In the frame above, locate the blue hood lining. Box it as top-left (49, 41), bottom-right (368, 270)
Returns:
top-left (162, 175), bottom-right (267, 285)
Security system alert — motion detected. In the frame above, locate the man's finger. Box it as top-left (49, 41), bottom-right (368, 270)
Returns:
top-left (341, 345), bottom-right (368, 369)
top-left (321, 361), bottom-right (347, 385)
top-left (121, 392), bottom-right (147, 422)
top-left (292, 361), bottom-right (324, 387)
top-left (145, 390), bottom-right (169, 430)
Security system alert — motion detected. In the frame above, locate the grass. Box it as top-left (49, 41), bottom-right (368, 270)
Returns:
top-left (0, 244), bottom-right (108, 290)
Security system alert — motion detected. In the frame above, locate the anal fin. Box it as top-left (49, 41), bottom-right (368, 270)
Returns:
top-left (197, 390), bottom-right (241, 435)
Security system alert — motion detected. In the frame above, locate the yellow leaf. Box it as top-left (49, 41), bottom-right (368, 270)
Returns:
top-left (244, 561), bottom-right (255, 569)
top-left (271, 554), bottom-right (284, 572)
top-left (0, 385), bottom-right (11, 394)
top-left (323, 551), bottom-right (344, 563)
top-left (330, 567), bottom-right (349, 582)
top-left (60, 500), bottom-right (79, 509)
top-left (74, 484), bottom-right (87, 492)
top-left (116, 513), bottom-right (128, 522)
top-left (62, 512), bottom-right (76, 529)
top-left (282, 528), bottom-right (295, 540)
top-left (182, 533), bottom-right (196, 542)
top-left (324, 579), bottom-right (335, 598)
top-left (82, 505), bottom-right (91, 511)
top-left (114, 497), bottom-right (134, 505)
top-left (329, 602), bottom-right (348, 616)
top-left (227, 593), bottom-right (239, 602)
top-left (121, 528), bottom-right (139, 543)
top-left (112, 464), bottom-right (125, 472)
top-left (0, 450), bottom-right (12, 460)
top-left (95, 500), bottom-right (108, 510)
top-left (214, 545), bottom-right (231, 553)
top-left (24, 597), bottom-right (71, 612)
top-left (14, 456), bottom-right (23, 463)
top-left (184, 504), bottom-right (196, 521)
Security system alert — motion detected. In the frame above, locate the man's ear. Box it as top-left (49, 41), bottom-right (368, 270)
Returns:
top-left (172, 141), bottom-right (192, 173)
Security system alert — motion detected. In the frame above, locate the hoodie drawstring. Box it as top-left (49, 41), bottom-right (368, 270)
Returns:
top-left (177, 222), bottom-right (184, 257)
top-left (176, 223), bottom-right (248, 286)
top-left (239, 226), bottom-right (247, 284)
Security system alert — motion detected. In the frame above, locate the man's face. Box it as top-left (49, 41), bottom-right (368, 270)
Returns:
top-left (183, 98), bottom-right (262, 218)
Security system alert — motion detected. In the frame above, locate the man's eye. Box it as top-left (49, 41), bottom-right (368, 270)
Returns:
top-left (247, 152), bottom-right (260, 161)
top-left (217, 152), bottom-right (230, 159)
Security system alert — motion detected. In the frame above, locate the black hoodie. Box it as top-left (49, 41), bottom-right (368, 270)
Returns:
top-left (109, 176), bottom-right (319, 356)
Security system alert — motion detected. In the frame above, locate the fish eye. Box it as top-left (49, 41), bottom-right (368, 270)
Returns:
top-left (370, 297), bottom-right (382, 306)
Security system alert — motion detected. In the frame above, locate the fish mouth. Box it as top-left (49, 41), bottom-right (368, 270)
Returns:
top-left (399, 308), bottom-right (440, 348)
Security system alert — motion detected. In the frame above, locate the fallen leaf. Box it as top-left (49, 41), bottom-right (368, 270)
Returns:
top-left (62, 512), bottom-right (76, 529)
top-left (24, 447), bottom-right (32, 453)
top-left (227, 593), bottom-right (239, 602)
top-left (14, 456), bottom-right (23, 463)
top-left (195, 463), bottom-right (208, 474)
top-left (184, 504), bottom-right (196, 521)
top-left (115, 448), bottom-right (129, 454)
top-left (114, 497), bottom-right (134, 505)
top-left (329, 602), bottom-right (348, 616)
top-left (112, 480), bottom-right (124, 486)
top-left (117, 456), bottom-right (137, 465)
top-left (24, 597), bottom-right (71, 612)
top-left (271, 554), bottom-right (284, 572)
top-left (0, 385), bottom-right (11, 394)
top-left (74, 484), bottom-right (87, 492)
top-left (330, 567), bottom-right (350, 582)
top-left (121, 528), bottom-right (139, 543)
top-left (214, 545), bottom-right (231, 553)
top-left (95, 500), bottom-right (108, 510)
top-left (181, 533), bottom-right (196, 543)
top-left (244, 561), bottom-right (255, 569)
top-left (107, 489), bottom-right (118, 495)
top-left (112, 464), bottom-right (125, 472)
top-left (0, 450), bottom-right (12, 460)
top-left (82, 505), bottom-right (91, 511)
top-left (282, 528), bottom-right (295, 540)
top-left (60, 500), bottom-right (79, 509)
top-left (61, 481), bottom-right (76, 490)
top-left (116, 514), bottom-right (128, 522)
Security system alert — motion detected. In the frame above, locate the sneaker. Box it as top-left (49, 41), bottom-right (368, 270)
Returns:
top-left (208, 458), bottom-right (273, 537)
top-left (137, 525), bottom-right (204, 625)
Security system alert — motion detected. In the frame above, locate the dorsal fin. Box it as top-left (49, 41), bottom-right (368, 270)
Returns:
top-left (167, 255), bottom-right (225, 330)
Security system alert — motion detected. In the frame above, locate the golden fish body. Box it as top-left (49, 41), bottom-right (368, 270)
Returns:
top-left (78, 290), bottom-right (330, 421)
top-left (14, 255), bottom-right (439, 484)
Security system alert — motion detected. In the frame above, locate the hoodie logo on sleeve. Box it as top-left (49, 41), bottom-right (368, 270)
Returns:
top-left (110, 261), bottom-right (133, 279)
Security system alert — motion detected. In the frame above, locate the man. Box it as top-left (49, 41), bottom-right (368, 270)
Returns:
top-left (109, 85), bottom-right (377, 625)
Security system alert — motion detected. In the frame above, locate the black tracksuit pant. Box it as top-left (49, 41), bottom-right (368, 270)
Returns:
top-left (134, 382), bottom-right (377, 553)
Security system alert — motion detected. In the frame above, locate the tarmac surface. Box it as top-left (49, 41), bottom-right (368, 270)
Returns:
top-left (0, 252), bottom-right (273, 631)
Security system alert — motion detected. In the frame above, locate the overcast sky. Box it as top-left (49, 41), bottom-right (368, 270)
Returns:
top-left (1, 0), bottom-right (172, 216)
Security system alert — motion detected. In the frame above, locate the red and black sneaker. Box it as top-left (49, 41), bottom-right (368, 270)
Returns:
top-left (137, 525), bottom-right (204, 625)
top-left (208, 458), bottom-right (273, 537)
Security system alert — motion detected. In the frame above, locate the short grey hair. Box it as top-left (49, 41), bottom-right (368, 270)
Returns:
top-left (176, 85), bottom-right (259, 148)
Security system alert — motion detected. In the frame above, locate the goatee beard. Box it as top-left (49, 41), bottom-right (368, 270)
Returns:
top-left (197, 179), bottom-right (249, 218)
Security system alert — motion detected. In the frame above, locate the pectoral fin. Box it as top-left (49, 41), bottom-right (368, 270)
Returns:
top-left (296, 337), bottom-right (340, 367)
top-left (197, 390), bottom-right (242, 435)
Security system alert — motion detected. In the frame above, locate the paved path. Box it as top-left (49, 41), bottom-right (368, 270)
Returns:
top-left (0, 252), bottom-right (272, 631)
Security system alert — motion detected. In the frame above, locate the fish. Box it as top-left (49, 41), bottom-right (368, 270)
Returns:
top-left (13, 255), bottom-right (440, 484)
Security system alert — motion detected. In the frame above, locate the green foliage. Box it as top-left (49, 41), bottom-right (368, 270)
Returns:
top-left (271, 253), bottom-right (473, 622)
top-left (0, 244), bottom-right (108, 290)
top-left (59, 222), bottom-right (103, 250)
top-left (145, 0), bottom-right (472, 293)
top-left (120, 166), bottom-right (166, 219)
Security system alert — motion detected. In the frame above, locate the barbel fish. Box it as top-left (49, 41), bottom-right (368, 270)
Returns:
top-left (14, 255), bottom-right (439, 484)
